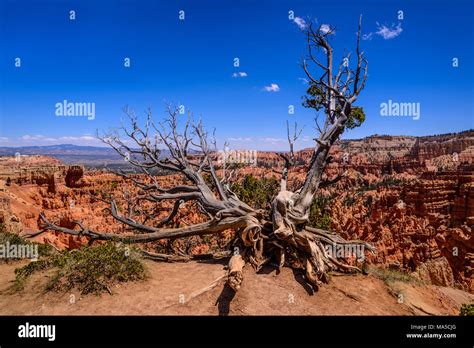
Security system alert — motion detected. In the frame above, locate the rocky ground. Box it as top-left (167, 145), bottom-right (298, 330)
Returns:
top-left (0, 259), bottom-right (472, 315)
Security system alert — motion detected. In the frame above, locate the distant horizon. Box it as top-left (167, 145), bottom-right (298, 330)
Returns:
top-left (0, 128), bottom-right (472, 152)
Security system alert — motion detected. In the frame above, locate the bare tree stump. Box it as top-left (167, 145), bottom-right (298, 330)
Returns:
top-left (227, 255), bottom-right (245, 291)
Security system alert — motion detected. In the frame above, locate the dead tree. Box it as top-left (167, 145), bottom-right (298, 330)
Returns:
top-left (28, 16), bottom-right (374, 292)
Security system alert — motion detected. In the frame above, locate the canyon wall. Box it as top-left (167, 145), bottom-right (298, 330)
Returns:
top-left (0, 130), bottom-right (473, 291)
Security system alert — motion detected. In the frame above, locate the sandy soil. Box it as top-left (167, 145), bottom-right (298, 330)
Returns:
top-left (0, 260), bottom-right (472, 315)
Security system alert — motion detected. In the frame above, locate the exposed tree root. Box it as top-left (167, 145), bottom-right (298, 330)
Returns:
top-left (227, 254), bottom-right (245, 291)
top-left (141, 250), bottom-right (232, 262)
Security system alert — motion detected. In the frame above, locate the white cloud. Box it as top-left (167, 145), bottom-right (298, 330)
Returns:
top-left (227, 137), bottom-right (252, 142)
top-left (376, 22), bottom-right (403, 39)
top-left (21, 134), bottom-right (45, 141)
top-left (232, 72), bottom-right (248, 78)
top-left (298, 77), bottom-right (309, 84)
top-left (293, 17), bottom-right (307, 30)
top-left (14, 134), bottom-right (101, 146)
top-left (262, 83), bottom-right (280, 92)
top-left (362, 22), bottom-right (403, 41)
top-left (0, 137), bottom-right (9, 143)
top-left (320, 24), bottom-right (331, 34)
top-left (57, 135), bottom-right (99, 142)
top-left (260, 137), bottom-right (285, 143)
top-left (362, 32), bottom-right (373, 41)
top-left (58, 136), bottom-right (79, 141)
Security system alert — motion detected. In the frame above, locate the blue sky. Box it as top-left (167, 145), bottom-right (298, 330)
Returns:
top-left (0, 0), bottom-right (473, 150)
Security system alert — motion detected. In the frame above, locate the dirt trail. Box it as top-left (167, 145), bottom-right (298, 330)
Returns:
top-left (0, 260), bottom-right (471, 315)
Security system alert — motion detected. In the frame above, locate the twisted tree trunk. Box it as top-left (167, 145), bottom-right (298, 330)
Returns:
top-left (25, 15), bottom-right (373, 294)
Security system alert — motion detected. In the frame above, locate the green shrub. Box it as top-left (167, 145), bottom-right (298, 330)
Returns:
top-left (308, 194), bottom-right (333, 230)
top-left (370, 266), bottom-right (417, 285)
top-left (357, 177), bottom-right (405, 192)
top-left (12, 258), bottom-right (52, 291)
top-left (460, 303), bottom-right (474, 316)
top-left (343, 196), bottom-right (356, 207)
top-left (231, 176), bottom-right (333, 229)
top-left (231, 175), bottom-right (279, 210)
top-left (13, 242), bottom-right (146, 294)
